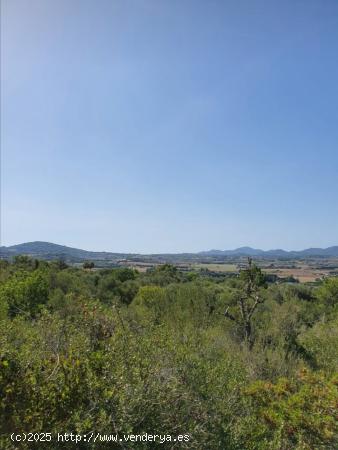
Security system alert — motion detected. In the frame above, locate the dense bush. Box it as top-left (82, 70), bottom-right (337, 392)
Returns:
top-left (0, 258), bottom-right (337, 449)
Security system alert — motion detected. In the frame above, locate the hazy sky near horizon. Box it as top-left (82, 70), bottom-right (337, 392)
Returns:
top-left (1, 0), bottom-right (338, 253)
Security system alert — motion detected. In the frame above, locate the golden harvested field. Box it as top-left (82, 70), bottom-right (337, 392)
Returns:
top-left (193, 263), bottom-right (238, 272)
top-left (263, 268), bottom-right (330, 283)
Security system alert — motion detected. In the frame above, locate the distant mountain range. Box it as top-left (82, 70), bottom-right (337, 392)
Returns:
top-left (198, 246), bottom-right (338, 258)
top-left (0, 241), bottom-right (130, 262)
top-left (1, 241), bottom-right (338, 261)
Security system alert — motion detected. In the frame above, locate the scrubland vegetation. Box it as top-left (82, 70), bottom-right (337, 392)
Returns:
top-left (0, 256), bottom-right (337, 449)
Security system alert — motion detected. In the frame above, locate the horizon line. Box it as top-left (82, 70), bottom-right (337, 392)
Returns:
top-left (1, 240), bottom-right (338, 255)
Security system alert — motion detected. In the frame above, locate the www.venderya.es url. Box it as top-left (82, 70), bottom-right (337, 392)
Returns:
top-left (9, 432), bottom-right (191, 444)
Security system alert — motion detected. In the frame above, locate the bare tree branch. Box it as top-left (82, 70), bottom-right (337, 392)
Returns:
top-left (224, 306), bottom-right (236, 322)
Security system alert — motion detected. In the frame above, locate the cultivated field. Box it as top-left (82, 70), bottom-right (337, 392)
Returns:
top-left (114, 257), bottom-right (338, 283)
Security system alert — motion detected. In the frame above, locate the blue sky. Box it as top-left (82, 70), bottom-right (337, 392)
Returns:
top-left (1, 0), bottom-right (338, 253)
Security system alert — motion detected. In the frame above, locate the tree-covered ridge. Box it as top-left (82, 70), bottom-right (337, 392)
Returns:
top-left (0, 256), bottom-right (337, 449)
